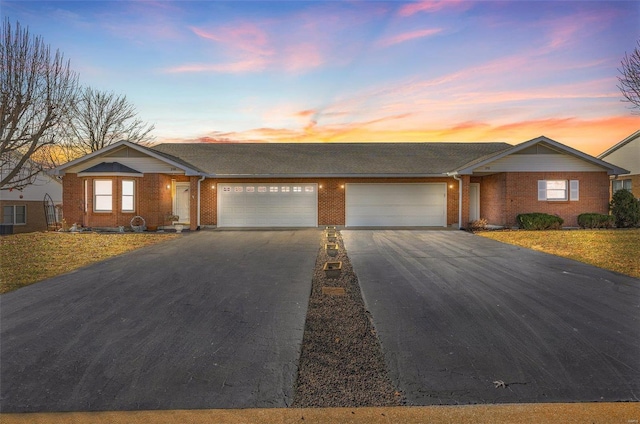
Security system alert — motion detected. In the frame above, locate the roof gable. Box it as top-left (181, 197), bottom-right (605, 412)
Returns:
top-left (598, 130), bottom-right (640, 159)
top-left (598, 130), bottom-right (640, 175)
top-left (53, 141), bottom-right (203, 176)
top-left (454, 136), bottom-right (629, 176)
top-left (78, 162), bottom-right (143, 176)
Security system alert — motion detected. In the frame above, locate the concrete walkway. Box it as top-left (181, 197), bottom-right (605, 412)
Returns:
top-left (342, 230), bottom-right (640, 405)
top-left (1, 230), bottom-right (319, 412)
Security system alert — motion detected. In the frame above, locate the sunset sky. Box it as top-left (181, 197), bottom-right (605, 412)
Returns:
top-left (2, 0), bottom-right (639, 155)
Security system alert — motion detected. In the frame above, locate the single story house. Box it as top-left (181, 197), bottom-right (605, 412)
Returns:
top-left (598, 130), bottom-right (640, 198)
top-left (52, 136), bottom-right (628, 230)
top-left (0, 166), bottom-right (63, 234)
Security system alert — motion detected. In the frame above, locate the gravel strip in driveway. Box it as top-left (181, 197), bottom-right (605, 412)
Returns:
top-left (1, 230), bottom-right (319, 412)
top-left (342, 230), bottom-right (640, 405)
top-left (293, 231), bottom-right (401, 407)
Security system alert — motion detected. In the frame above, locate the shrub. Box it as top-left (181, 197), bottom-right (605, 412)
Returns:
top-left (516, 213), bottom-right (564, 230)
top-left (610, 189), bottom-right (640, 228)
top-left (577, 213), bottom-right (615, 229)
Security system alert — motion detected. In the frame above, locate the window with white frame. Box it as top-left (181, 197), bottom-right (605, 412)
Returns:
top-left (122, 180), bottom-right (135, 212)
top-left (2, 205), bottom-right (26, 225)
top-left (94, 180), bottom-right (113, 211)
top-left (612, 179), bottom-right (632, 193)
top-left (538, 180), bottom-right (579, 201)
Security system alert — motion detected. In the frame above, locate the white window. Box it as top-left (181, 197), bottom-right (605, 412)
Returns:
top-left (270, 187), bottom-right (278, 192)
top-left (2, 205), bottom-right (26, 225)
top-left (234, 186), bottom-right (243, 192)
top-left (293, 186), bottom-right (302, 192)
top-left (94, 180), bottom-right (113, 211)
top-left (538, 180), bottom-right (579, 201)
top-left (305, 186), bottom-right (314, 192)
top-left (281, 186), bottom-right (290, 192)
top-left (122, 180), bottom-right (134, 212)
top-left (613, 179), bottom-right (632, 193)
top-left (258, 186), bottom-right (267, 193)
top-left (246, 186), bottom-right (255, 193)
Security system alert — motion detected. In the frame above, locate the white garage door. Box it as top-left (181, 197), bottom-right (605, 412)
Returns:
top-left (346, 183), bottom-right (446, 227)
top-left (218, 183), bottom-right (317, 227)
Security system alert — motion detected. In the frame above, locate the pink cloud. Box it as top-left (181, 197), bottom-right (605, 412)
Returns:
top-left (377, 28), bottom-right (443, 47)
top-left (164, 58), bottom-right (267, 74)
top-left (398, 0), bottom-right (469, 17)
top-left (295, 109), bottom-right (317, 118)
top-left (190, 23), bottom-right (273, 56)
top-left (282, 43), bottom-right (325, 73)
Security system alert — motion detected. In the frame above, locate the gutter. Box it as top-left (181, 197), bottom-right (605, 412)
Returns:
top-left (201, 173), bottom-right (450, 178)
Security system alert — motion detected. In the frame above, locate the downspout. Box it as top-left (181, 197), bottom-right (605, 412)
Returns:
top-left (452, 174), bottom-right (462, 229)
top-left (197, 175), bottom-right (205, 229)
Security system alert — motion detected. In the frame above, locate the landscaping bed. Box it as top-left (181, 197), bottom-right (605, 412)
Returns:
top-left (292, 231), bottom-right (403, 407)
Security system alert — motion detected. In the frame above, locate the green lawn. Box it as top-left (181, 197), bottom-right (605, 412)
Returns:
top-left (478, 229), bottom-right (640, 279)
top-left (0, 232), bottom-right (180, 294)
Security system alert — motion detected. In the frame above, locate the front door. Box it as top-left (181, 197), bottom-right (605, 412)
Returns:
top-left (174, 182), bottom-right (190, 223)
top-left (469, 183), bottom-right (480, 222)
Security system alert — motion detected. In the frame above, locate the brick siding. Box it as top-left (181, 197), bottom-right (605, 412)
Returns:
top-left (62, 173), bottom-right (198, 230)
top-left (202, 177), bottom-right (460, 226)
top-left (61, 171), bottom-right (610, 230)
top-left (611, 174), bottom-right (640, 199)
top-left (479, 171), bottom-right (610, 227)
top-left (0, 200), bottom-right (50, 233)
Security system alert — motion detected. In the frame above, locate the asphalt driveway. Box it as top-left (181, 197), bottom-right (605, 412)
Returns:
top-left (342, 230), bottom-right (640, 405)
top-left (0, 230), bottom-right (319, 412)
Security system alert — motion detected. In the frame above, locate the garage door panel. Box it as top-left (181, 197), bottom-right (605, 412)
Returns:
top-left (346, 183), bottom-right (446, 227)
top-left (218, 183), bottom-right (317, 227)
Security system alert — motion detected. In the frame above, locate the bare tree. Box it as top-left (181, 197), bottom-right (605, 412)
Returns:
top-left (618, 39), bottom-right (640, 113)
top-left (58, 86), bottom-right (155, 161)
top-left (0, 19), bottom-right (78, 190)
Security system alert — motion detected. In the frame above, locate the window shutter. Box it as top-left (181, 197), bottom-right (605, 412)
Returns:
top-left (538, 180), bottom-right (547, 200)
top-left (570, 180), bottom-right (579, 201)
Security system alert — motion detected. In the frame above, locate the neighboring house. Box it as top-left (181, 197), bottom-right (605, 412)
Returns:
top-left (52, 136), bottom-right (628, 230)
top-left (0, 167), bottom-right (63, 234)
top-left (598, 130), bottom-right (640, 198)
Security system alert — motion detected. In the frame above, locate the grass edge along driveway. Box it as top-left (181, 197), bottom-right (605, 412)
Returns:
top-left (478, 229), bottom-right (639, 279)
top-left (0, 232), bottom-right (180, 294)
top-left (1, 229), bottom-right (638, 295)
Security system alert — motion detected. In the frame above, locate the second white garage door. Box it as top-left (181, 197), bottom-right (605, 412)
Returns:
top-left (218, 183), bottom-right (317, 227)
top-left (346, 183), bottom-right (447, 227)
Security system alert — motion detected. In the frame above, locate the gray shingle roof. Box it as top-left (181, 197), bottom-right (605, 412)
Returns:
top-left (151, 142), bottom-right (513, 176)
top-left (80, 162), bottom-right (141, 174)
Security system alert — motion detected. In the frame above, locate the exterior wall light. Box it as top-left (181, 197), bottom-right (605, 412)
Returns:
top-left (166, 184), bottom-right (171, 190)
